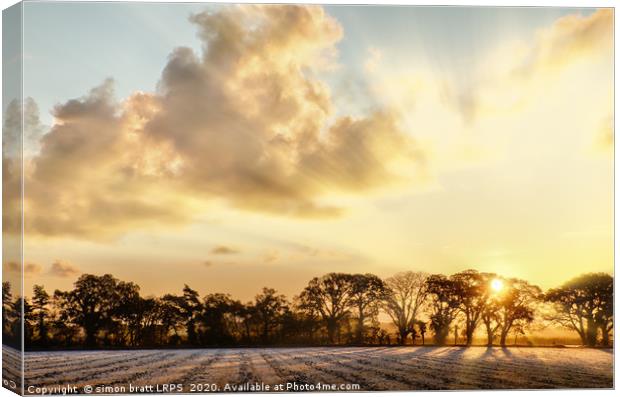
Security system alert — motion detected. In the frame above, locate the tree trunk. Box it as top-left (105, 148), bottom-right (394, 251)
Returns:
top-left (327, 319), bottom-right (337, 344)
top-left (399, 329), bottom-right (408, 345)
top-left (356, 309), bottom-right (365, 344)
top-left (465, 328), bottom-right (474, 345)
top-left (38, 318), bottom-right (48, 346)
top-left (434, 327), bottom-right (448, 345)
top-left (262, 321), bottom-right (269, 344)
top-left (499, 330), bottom-right (508, 347)
top-left (85, 328), bottom-right (97, 348)
top-left (601, 324), bottom-right (610, 347)
top-left (585, 318), bottom-right (598, 347)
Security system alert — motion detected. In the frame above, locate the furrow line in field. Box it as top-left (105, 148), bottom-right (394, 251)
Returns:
top-left (259, 349), bottom-right (339, 387)
top-left (236, 351), bottom-right (261, 386)
top-left (107, 351), bottom-right (204, 388)
top-left (26, 351), bottom-right (130, 372)
top-left (26, 351), bottom-right (165, 384)
top-left (386, 349), bottom-right (551, 382)
top-left (514, 354), bottom-right (612, 388)
top-left (297, 347), bottom-right (477, 390)
top-left (379, 347), bottom-right (607, 389)
top-left (289, 347), bottom-right (434, 390)
top-left (533, 350), bottom-right (612, 373)
top-left (461, 349), bottom-right (612, 387)
top-left (184, 350), bottom-right (242, 387)
top-left (274, 349), bottom-right (377, 390)
top-left (33, 351), bottom-right (174, 388)
top-left (372, 348), bottom-right (551, 389)
top-left (26, 351), bottom-right (158, 378)
top-left (168, 350), bottom-right (224, 385)
top-left (242, 350), bottom-right (283, 386)
top-left (371, 348), bottom-right (536, 389)
top-left (2, 363), bottom-right (22, 382)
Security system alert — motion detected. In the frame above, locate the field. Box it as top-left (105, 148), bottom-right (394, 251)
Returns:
top-left (3, 346), bottom-right (614, 393)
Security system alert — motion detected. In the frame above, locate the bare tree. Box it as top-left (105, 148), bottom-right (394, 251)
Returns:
top-left (383, 271), bottom-right (428, 345)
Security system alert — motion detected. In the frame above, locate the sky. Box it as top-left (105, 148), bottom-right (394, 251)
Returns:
top-left (2, 3), bottom-right (613, 301)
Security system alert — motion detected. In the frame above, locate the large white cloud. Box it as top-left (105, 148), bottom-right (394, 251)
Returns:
top-left (4, 5), bottom-right (422, 239)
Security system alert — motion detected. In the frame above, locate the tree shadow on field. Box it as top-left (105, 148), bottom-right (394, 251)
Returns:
top-left (482, 346), bottom-right (496, 359)
top-left (408, 345), bottom-right (441, 357)
top-left (443, 346), bottom-right (468, 363)
top-left (500, 346), bottom-right (514, 358)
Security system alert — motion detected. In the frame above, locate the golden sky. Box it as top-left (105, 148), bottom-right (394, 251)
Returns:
top-left (3, 5), bottom-right (613, 301)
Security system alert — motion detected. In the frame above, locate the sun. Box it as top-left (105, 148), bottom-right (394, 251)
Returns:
top-left (490, 278), bottom-right (504, 293)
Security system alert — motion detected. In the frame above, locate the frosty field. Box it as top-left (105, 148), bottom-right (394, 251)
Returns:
top-left (2, 346), bottom-right (613, 393)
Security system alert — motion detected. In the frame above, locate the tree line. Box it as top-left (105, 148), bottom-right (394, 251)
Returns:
top-left (1, 270), bottom-right (613, 350)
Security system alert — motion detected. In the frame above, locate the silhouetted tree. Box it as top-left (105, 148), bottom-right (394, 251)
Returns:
top-left (31, 285), bottom-right (50, 347)
top-left (417, 321), bottom-right (427, 345)
top-left (9, 297), bottom-right (34, 347)
top-left (182, 285), bottom-right (202, 345)
top-left (299, 273), bottom-right (353, 343)
top-left (451, 270), bottom-right (492, 345)
top-left (123, 296), bottom-right (161, 347)
top-left (593, 275), bottom-right (613, 347)
top-left (201, 293), bottom-right (242, 345)
top-left (383, 271), bottom-right (428, 345)
top-left (54, 274), bottom-right (138, 347)
top-left (160, 294), bottom-right (185, 345)
top-left (288, 296), bottom-right (322, 344)
top-left (252, 288), bottom-right (288, 344)
top-left (426, 274), bottom-right (460, 345)
top-left (496, 278), bottom-right (541, 346)
top-left (481, 299), bottom-right (501, 346)
top-left (546, 273), bottom-right (613, 347)
top-left (1, 269), bottom-right (611, 350)
top-left (480, 273), bottom-right (501, 346)
top-left (349, 274), bottom-right (386, 344)
top-left (105, 280), bottom-right (141, 346)
top-left (2, 281), bottom-right (13, 337)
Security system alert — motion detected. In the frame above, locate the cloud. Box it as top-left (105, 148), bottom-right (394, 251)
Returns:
top-left (9, 7), bottom-right (609, 241)
top-left (25, 263), bottom-right (43, 275)
top-left (3, 262), bottom-right (43, 277)
top-left (516, 9), bottom-right (613, 76)
top-left (6, 4), bottom-right (423, 239)
top-left (203, 259), bottom-right (239, 267)
top-left (262, 250), bottom-right (280, 264)
top-left (364, 47), bottom-right (382, 73)
top-left (211, 245), bottom-right (240, 255)
top-left (49, 261), bottom-right (80, 278)
top-left (4, 81), bottom-right (194, 239)
top-left (436, 9), bottom-right (613, 124)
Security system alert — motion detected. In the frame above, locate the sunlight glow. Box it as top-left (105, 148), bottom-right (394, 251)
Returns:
top-left (491, 278), bottom-right (504, 293)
